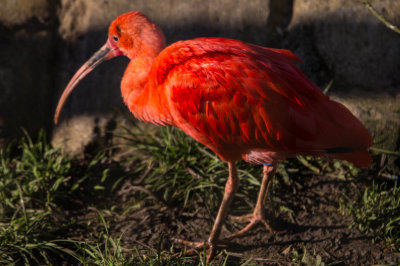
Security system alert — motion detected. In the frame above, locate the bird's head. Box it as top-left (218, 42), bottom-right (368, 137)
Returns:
top-left (54, 11), bottom-right (165, 124)
top-left (108, 11), bottom-right (165, 59)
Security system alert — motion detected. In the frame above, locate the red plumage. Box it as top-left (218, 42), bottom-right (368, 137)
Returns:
top-left (146, 37), bottom-right (372, 166)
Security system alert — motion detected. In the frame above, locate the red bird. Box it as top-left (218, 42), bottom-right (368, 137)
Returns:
top-left (54, 11), bottom-right (372, 261)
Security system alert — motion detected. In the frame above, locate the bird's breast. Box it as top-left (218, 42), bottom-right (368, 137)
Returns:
top-left (121, 61), bottom-right (174, 126)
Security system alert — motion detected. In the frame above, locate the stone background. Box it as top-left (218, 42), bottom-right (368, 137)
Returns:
top-left (0, 0), bottom-right (399, 157)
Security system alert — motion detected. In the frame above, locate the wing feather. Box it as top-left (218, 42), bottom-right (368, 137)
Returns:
top-left (152, 37), bottom-right (371, 164)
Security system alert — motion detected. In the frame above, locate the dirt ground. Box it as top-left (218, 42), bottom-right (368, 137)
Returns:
top-left (65, 164), bottom-right (400, 265)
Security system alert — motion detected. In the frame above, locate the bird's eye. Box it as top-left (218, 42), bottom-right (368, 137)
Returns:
top-left (113, 35), bottom-right (119, 42)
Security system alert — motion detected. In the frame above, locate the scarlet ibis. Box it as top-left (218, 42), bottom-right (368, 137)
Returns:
top-left (54, 11), bottom-right (372, 261)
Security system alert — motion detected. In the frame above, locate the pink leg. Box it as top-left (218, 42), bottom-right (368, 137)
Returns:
top-left (223, 163), bottom-right (276, 241)
top-left (174, 161), bottom-right (239, 262)
top-left (206, 161), bottom-right (239, 259)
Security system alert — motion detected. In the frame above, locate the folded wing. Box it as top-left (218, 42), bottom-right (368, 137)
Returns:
top-left (152, 38), bottom-right (372, 166)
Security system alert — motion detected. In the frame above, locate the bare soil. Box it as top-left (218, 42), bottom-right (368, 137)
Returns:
top-left (64, 163), bottom-right (400, 265)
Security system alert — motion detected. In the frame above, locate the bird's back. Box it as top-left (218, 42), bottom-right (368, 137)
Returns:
top-left (148, 38), bottom-right (372, 166)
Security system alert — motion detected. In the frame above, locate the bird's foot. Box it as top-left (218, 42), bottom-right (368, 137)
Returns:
top-left (224, 212), bottom-right (273, 241)
top-left (173, 238), bottom-right (207, 250)
top-left (173, 237), bottom-right (228, 262)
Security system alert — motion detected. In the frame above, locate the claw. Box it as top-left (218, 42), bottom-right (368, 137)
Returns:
top-left (172, 237), bottom-right (206, 249)
top-left (224, 213), bottom-right (274, 241)
top-left (173, 238), bottom-right (218, 262)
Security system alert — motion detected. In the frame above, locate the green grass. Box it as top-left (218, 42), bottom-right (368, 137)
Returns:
top-left (1, 124), bottom-right (399, 264)
top-left (114, 120), bottom-right (400, 258)
top-left (0, 130), bottom-right (75, 264)
top-left (291, 247), bottom-right (325, 266)
top-left (0, 130), bottom-right (135, 264)
top-left (340, 180), bottom-right (400, 251)
top-left (113, 122), bottom-right (266, 214)
top-left (0, 128), bottom-right (235, 265)
top-left (71, 210), bottom-right (190, 265)
top-left (112, 121), bottom-right (361, 214)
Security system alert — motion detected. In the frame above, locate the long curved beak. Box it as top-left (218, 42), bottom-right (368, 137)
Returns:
top-left (54, 42), bottom-right (120, 124)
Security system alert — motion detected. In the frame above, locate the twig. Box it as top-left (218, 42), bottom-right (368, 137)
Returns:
top-left (362, 0), bottom-right (400, 34)
top-left (370, 147), bottom-right (400, 156)
top-left (133, 162), bottom-right (154, 185)
top-left (186, 167), bottom-right (203, 179)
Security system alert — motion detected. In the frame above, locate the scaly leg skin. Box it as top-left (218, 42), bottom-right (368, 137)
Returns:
top-left (223, 163), bottom-right (277, 241)
top-left (174, 161), bottom-right (240, 262)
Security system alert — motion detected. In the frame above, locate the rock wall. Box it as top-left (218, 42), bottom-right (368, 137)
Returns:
top-left (0, 0), bottom-right (57, 145)
top-left (0, 0), bottom-right (399, 157)
top-left (287, 0), bottom-right (400, 88)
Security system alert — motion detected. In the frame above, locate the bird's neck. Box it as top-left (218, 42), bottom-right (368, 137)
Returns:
top-left (120, 48), bottom-right (172, 125)
top-left (121, 52), bottom-right (153, 102)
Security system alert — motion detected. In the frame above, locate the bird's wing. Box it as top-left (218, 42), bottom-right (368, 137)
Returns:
top-left (152, 38), bottom-right (371, 163)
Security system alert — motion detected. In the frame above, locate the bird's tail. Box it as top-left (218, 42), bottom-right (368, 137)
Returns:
top-left (330, 150), bottom-right (372, 167)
